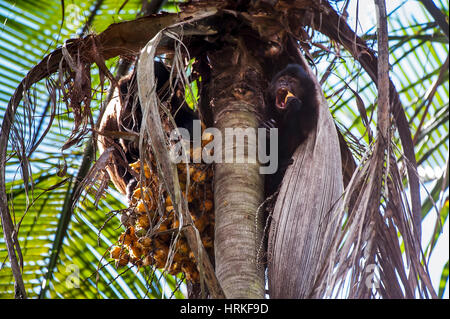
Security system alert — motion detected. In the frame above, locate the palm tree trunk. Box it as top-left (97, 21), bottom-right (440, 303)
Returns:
top-left (208, 43), bottom-right (266, 298)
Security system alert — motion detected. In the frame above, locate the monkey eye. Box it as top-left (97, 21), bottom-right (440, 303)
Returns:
top-left (288, 77), bottom-right (299, 85)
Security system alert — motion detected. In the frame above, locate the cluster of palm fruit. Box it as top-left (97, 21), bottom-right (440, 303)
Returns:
top-left (109, 129), bottom-right (214, 282)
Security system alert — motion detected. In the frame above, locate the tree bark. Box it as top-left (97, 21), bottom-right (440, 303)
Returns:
top-left (208, 43), bottom-right (266, 298)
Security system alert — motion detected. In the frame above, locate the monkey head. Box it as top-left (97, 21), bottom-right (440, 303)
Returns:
top-left (263, 63), bottom-right (319, 195)
top-left (267, 64), bottom-right (315, 116)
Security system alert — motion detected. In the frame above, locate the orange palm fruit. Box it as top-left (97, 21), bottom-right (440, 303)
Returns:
top-left (137, 214), bottom-right (150, 229)
top-left (130, 243), bottom-right (143, 258)
top-left (202, 132), bottom-right (214, 148)
top-left (194, 214), bottom-right (208, 232)
top-left (130, 256), bottom-right (143, 267)
top-left (117, 253), bottom-right (130, 267)
top-left (169, 262), bottom-right (181, 275)
top-left (176, 240), bottom-right (189, 255)
top-left (153, 248), bottom-right (168, 269)
top-left (172, 218), bottom-right (180, 229)
top-left (136, 199), bottom-right (155, 213)
top-left (129, 160), bottom-right (141, 172)
top-left (138, 237), bottom-right (152, 247)
top-left (119, 228), bottom-right (136, 246)
top-left (133, 187), bottom-right (152, 202)
top-left (165, 195), bottom-right (172, 206)
top-left (192, 170), bottom-right (207, 183)
top-left (110, 246), bottom-right (123, 260)
top-left (199, 200), bottom-right (213, 212)
top-left (165, 205), bottom-right (174, 213)
top-left (143, 164), bottom-right (151, 179)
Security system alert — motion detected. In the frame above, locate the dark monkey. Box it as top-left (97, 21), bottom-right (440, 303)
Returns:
top-left (98, 61), bottom-right (198, 200)
top-left (264, 64), bottom-right (319, 194)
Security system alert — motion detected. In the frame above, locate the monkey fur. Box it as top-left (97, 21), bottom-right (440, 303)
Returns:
top-left (97, 61), bottom-right (198, 200)
top-left (264, 64), bottom-right (319, 195)
top-left (98, 63), bottom-right (317, 200)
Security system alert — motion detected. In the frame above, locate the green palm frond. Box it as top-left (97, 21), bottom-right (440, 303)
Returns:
top-left (1, 0), bottom-right (184, 299)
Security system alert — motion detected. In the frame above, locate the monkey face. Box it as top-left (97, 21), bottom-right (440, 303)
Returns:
top-left (273, 75), bottom-right (304, 111)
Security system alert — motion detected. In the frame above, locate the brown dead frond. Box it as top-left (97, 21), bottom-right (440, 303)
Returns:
top-left (312, 136), bottom-right (436, 298)
top-left (136, 23), bottom-right (224, 298)
top-left (74, 146), bottom-right (113, 210)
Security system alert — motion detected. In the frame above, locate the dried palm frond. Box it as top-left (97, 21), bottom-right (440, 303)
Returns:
top-left (136, 21), bottom-right (224, 298)
top-left (267, 51), bottom-right (344, 299)
top-left (310, 1), bottom-right (437, 298)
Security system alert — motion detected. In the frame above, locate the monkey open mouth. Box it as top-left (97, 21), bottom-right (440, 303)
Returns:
top-left (276, 88), bottom-right (295, 109)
